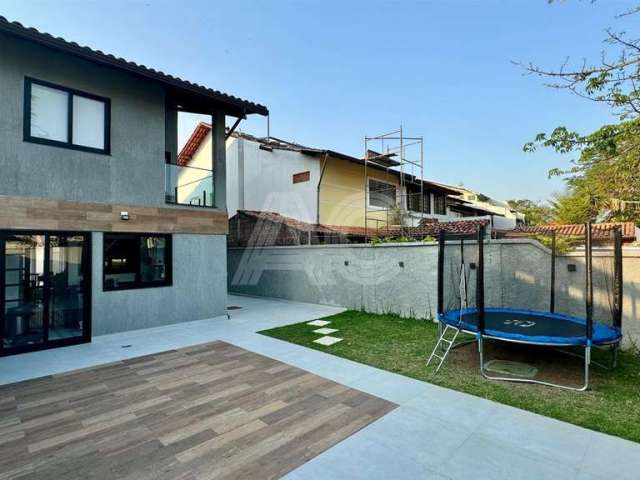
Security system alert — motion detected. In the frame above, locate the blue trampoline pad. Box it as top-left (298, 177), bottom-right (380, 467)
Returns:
top-left (439, 307), bottom-right (622, 346)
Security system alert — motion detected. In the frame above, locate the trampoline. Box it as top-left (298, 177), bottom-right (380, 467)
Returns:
top-left (428, 222), bottom-right (624, 391)
top-left (439, 308), bottom-right (622, 347)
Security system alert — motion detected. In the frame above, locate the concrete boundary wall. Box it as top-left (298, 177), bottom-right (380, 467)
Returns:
top-left (228, 239), bottom-right (640, 346)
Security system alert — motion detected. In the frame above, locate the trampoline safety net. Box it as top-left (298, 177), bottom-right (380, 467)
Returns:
top-left (437, 225), bottom-right (623, 346)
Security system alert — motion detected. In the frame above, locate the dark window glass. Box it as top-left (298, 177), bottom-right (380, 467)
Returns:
top-left (103, 234), bottom-right (171, 291)
top-left (408, 191), bottom-right (431, 213)
top-left (434, 194), bottom-right (446, 215)
top-left (368, 179), bottom-right (396, 208)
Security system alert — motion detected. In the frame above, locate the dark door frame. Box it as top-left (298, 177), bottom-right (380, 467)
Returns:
top-left (0, 230), bottom-right (92, 357)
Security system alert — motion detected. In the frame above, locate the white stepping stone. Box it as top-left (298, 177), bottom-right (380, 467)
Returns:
top-left (307, 320), bottom-right (331, 327)
top-left (313, 336), bottom-right (343, 346)
top-left (313, 327), bottom-right (339, 335)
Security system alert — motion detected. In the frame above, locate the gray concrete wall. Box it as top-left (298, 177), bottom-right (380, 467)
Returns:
top-left (93, 232), bottom-right (227, 335)
top-left (0, 33), bottom-right (167, 207)
top-left (228, 240), bottom-right (640, 346)
top-left (229, 243), bottom-right (439, 318)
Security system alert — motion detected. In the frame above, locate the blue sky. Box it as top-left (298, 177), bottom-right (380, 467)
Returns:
top-left (2, 0), bottom-right (635, 201)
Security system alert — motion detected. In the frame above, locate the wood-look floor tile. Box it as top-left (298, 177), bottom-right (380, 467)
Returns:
top-left (0, 341), bottom-right (396, 479)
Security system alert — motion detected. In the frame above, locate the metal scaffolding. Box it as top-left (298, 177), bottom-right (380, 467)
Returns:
top-left (364, 127), bottom-right (424, 239)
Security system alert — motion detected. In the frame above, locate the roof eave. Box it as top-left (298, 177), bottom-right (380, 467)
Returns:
top-left (0, 17), bottom-right (269, 117)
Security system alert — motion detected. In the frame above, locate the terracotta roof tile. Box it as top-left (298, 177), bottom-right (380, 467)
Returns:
top-left (504, 222), bottom-right (636, 241)
top-left (237, 210), bottom-right (334, 233)
top-left (177, 122), bottom-right (211, 166)
top-left (234, 210), bottom-right (489, 239)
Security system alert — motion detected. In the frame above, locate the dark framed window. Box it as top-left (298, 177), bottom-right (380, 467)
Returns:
top-left (103, 234), bottom-right (172, 291)
top-left (434, 194), bottom-right (447, 215)
top-left (24, 77), bottom-right (111, 155)
top-left (408, 191), bottom-right (431, 213)
top-left (368, 178), bottom-right (397, 208)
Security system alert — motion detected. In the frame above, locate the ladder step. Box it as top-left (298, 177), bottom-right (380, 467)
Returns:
top-left (427, 325), bottom-right (462, 373)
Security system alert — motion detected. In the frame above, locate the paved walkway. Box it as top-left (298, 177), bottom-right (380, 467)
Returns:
top-left (1, 295), bottom-right (639, 480)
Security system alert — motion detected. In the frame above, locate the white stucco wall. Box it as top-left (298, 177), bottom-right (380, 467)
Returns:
top-left (225, 137), bottom-right (321, 223)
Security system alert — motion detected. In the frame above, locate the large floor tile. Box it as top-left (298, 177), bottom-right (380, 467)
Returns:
top-left (443, 433), bottom-right (580, 480)
top-left (354, 405), bottom-right (473, 469)
top-left (348, 368), bottom-right (436, 404)
top-left (578, 431), bottom-right (640, 480)
top-left (474, 403), bottom-right (592, 467)
top-left (286, 428), bottom-right (451, 480)
top-left (403, 384), bottom-right (500, 430)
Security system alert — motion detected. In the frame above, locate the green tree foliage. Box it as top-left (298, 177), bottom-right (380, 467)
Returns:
top-left (545, 121), bottom-right (640, 224)
top-left (522, 4), bottom-right (640, 225)
top-left (550, 191), bottom-right (596, 225)
top-left (506, 199), bottom-right (553, 225)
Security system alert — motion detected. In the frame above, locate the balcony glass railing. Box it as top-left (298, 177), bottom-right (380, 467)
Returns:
top-left (165, 163), bottom-right (214, 208)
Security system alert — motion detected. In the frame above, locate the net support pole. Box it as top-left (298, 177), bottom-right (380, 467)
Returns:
top-left (476, 225), bottom-right (485, 334)
top-left (585, 222), bottom-right (593, 342)
top-left (613, 225), bottom-right (623, 330)
top-left (550, 231), bottom-right (556, 314)
top-left (437, 230), bottom-right (445, 318)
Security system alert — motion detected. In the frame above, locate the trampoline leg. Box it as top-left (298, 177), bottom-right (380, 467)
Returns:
top-left (478, 335), bottom-right (484, 375)
top-left (581, 346), bottom-right (591, 392)
top-left (480, 337), bottom-right (591, 392)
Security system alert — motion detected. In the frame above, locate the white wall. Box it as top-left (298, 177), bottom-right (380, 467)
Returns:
top-left (491, 215), bottom-right (518, 229)
top-left (225, 137), bottom-right (321, 223)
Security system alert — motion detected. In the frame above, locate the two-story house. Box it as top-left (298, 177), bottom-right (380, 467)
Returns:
top-left (0, 17), bottom-right (268, 356)
top-left (177, 123), bottom-right (459, 228)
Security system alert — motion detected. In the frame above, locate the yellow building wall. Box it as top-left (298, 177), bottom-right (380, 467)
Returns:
top-left (174, 134), bottom-right (214, 206)
top-left (318, 156), bottom-right (400, 228)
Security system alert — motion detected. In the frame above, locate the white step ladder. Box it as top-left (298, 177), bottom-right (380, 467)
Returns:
top-left (426, 324), bottom-right (460, 373)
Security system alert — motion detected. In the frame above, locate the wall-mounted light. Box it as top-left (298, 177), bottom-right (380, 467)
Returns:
top-left (120, 211), bottom-right (130, 221)
top-left (344, 260), bottom-right (349, 266)
top-left (398, 261), bottom-right (405, 268)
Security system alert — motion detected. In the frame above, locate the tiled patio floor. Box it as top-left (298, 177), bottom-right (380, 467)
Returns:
top-left (0, 341), bottom-right (394, 480)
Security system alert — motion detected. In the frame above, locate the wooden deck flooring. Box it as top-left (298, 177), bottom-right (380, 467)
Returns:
top-left (0, 341), bottom-right (396, 479)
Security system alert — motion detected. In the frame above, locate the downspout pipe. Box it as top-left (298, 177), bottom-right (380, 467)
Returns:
top-left (316, 152), bottom-right (329, 225)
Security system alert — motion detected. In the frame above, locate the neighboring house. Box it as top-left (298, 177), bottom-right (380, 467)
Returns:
top-left (0, 17), bottom-right (267, 356)
top-left (443, 184), bottom-right (525, 229)
top-left (178, 124), bottom-right (460, 228)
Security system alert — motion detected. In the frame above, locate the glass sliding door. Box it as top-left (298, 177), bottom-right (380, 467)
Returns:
top-left (2, 235), bottom-right (46, 350)
top-left (0, 231), bottom-right (90, 356)
top-left (48, 235), bottom-right (87, 341)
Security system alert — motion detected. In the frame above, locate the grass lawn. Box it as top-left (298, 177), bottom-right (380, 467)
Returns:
top-left (260, 310), bottom-right (640, 443)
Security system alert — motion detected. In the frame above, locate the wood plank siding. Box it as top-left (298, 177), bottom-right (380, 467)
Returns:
top-left (0, 195), bottom-right (228, 235)
top-left (0, 341), bottom-right (396, 479)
